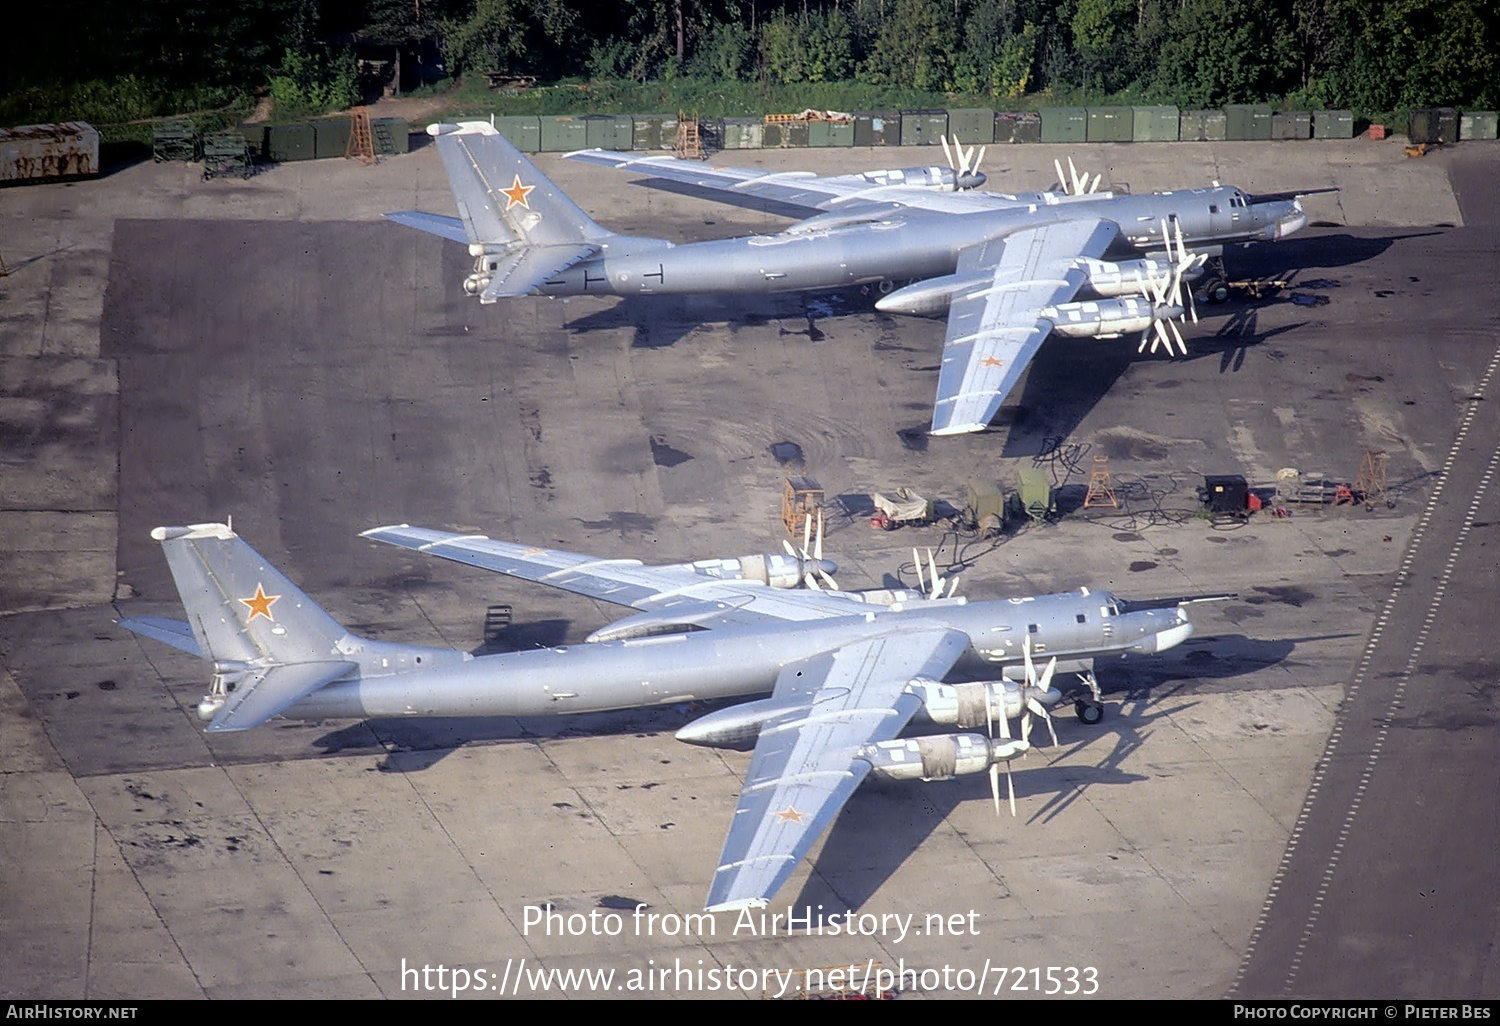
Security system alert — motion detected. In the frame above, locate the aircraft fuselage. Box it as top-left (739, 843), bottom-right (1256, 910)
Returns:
top-left (286, 589), bottom-right (1190, 722)
top-left (522, 186), bottom-right (1303, 299)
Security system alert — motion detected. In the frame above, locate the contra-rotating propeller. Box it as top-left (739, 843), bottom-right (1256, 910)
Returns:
top-left (912, 546), bottom-right (960, 599)
top-left (1053, 156), bottom-right (1102, 196)
top-left (1019, 635), bottom-right (1061, 748)
top-left (940, 135), bottom-right (987, 190)
top-left (984, 682), bottom-right (1029, 817)
top-left (783, 510), bottom-right (838, 590)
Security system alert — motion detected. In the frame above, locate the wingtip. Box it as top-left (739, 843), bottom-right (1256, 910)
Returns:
top-left (359, 524), bottom-right (412, 538)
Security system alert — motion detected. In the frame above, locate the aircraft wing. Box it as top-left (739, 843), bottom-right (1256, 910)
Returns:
top-left (930, 217), bottom-right (1120, 435)
top-left (705, 626), bottom-right (971, 911)
top-left (565, 149), bottom-right (1010, 215)
top-left (361, 525), bottom-right (865, 627)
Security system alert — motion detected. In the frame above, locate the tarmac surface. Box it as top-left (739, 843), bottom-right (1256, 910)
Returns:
top-left (0, 135), bottom-right (1495, 999)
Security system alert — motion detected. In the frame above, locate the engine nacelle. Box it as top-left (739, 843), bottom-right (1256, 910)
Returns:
top-left (907, 677), bottom-right (1061, 727)
top-left (1044, 295), bottom-right (1181, 339)
top-left (675, 695), bottom-right (805, 748)
top-left (1080, 256), bottom-right (1202, 298)
top-left (685, 552), bottom-right (836, 590)
top-left (859, 733), bottom-right (1029, 781)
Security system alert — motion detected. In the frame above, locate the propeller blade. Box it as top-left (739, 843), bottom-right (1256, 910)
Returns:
top-left (1068, 156), bottom-right (1083, 195)
top-left (782, 539), bottom-right (797, 558)
top-left (926, 549), bottom-right (942, 599)
top-left (1169, 317), bottom-right (1187, 356)
top-left (1054, 158), bottom-right (1068, 193)
top-left (1027, 697), bottom-right (1060, 747)
top-left (818, 568), bottom-right (839, 591)
top-left (802, 511), bottom-right (812, 553)
top-left (1007, 761), bottom-right (1017, 817)
top-left (1023, 634), bottom-right (1035, 684)
top-left (1089, 172), bottom-right (1102, 194)
top-left (974, 146), bottom-right (986, 176)
top-left (813, 509), bottom-right (824, 561)
top-left (941, 134), bottom-right (955, 171)
top-left (912, 547), bottom-right (924, 593)
top-left (989, 763), bottom-right (1002, 817)
top-left (1038, 656), bottom-right (1058, 693)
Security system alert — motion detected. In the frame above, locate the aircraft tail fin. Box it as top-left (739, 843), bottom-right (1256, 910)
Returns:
top-left (119, 523), bottom-right (357, 731)
top-left (392, 121), bottom-right (615, 251)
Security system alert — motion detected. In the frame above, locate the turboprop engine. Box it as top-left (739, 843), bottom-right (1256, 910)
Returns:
top-left (859, 733), bottom-right (1029, 782)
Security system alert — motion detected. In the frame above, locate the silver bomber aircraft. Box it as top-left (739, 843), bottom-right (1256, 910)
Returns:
top-left (386, 120), bottom-right (1328, 435)
top-left (122, 521), bottom-right (1209, 912)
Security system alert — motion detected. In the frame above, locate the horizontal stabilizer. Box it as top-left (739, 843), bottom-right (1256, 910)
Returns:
top-left (480, 243), bottom-right (600, 299)
top-left (118, 616), bottom-right (201, 657)
top-left (206, 660), bottom-right (356, 733)
top-left (383, 211), bottom-right (468, 245)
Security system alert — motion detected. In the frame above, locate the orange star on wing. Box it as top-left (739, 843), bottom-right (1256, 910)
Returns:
top-left (239, 583), bottom-right (280, 622)
top-left (501, 175), bottom-right (535, 211)
top-left (775, 806), bottom-right (805, 824)
top-left (979, 356), bottom-right (1007, 368)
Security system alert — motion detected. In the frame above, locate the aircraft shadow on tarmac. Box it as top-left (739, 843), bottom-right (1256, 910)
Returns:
top-left (786, 699), bottom-right (1166, 915)
top-left (562, 287), bottom-right (881, 349)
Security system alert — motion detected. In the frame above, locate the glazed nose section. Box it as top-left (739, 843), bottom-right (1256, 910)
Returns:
top-left (1152, 607), bottom-right (1195, 653)
top-left (1276, 199), bottom-right (1308, 238)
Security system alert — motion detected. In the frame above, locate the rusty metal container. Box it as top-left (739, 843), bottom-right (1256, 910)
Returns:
top-left (0, 122), bottom-right (100, 182)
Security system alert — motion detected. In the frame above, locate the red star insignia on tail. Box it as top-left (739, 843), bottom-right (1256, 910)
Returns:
top-left (238, 584), bottom-right (280, 622)
top-left (501, 175), bottom-right (535, 211)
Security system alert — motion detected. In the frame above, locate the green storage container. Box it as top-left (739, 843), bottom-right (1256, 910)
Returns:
top-left (854, 111), bottom-right (901, 147)
top-left (1132, 106), bottom-right (1179, 142)
top-left (371, 117), bottom-right (409, 155)
top-left (900, 110), bottom-right (948, 147)
top-left (722, 117), bottom-right (762, 149)
top-left (946, 108), bottom-right (994, 145)
top-left (584, 114), bottom-right (632, 151)
top-left (1086, 107), bottom-right (1133, 142)
top-left (1409, 108), bottom-right (1459, 144)
top-left (1460, 111), bottom-right (1498, 140)
top-left (312, 117), bottom-right (352, 159)
top-left (761, 120), bottom-right (783, 147)
top-left (1225, 105), bottom-right (1273, 140)
top-left (811, 119), bottom-right (853, 147)
top-left (1271, 111), bottom-right (1311, 140)
top-left (631, 114), bottom-right (670, 151)
top-left (696, 118), bottom-right (724, 152)
top-left (784, 119), bottom-right (810, 148)
top-left (995, 111), bottom-right (1041, 143)
top-left (236, 123), bottom-right (266, 159)
top-left (1179, 110), bottom-right (1216, 141)
top-left (539, 116), bottom-right (588, 152)
top-left (492, 116), bottom-right (540, 153)
top-left (1040, 107), bottom-right (1087, 143)
top-left (266, 122), bottom-right (315, 162)
top-left (153, 118), bottom-right (199, 162)
top-left (1312, 110), bottom-right (1355, 139)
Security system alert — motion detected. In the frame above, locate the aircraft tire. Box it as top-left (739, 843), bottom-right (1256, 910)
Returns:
top-left (1075, 700), bottom-right (1104, 725)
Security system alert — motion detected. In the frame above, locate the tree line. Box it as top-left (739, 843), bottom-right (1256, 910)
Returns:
top-left (6, 0), bottom-right (1496, 121)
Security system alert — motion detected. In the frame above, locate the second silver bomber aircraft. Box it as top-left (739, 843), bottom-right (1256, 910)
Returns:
top-left (122, 521), bottom-right (1207, 912)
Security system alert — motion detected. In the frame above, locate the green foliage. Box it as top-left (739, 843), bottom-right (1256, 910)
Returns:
top-left (861, 0), bottom-right (958, 91)
top-left (8, 0), bottom-right (1496, 129)
top-left (690, 20), bottom-right (756, 81)
top-left (268, 48), bottom-right (360, 119)
top-left (0, 75), bottom-right (250, 139)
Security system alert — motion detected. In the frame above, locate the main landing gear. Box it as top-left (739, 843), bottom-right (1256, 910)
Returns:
top-left (1074, 671), bottom-right (1105, 724)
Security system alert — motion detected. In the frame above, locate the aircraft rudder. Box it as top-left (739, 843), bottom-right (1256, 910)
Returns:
top-left (149, 523), bottom-right (351, 667)
top-left (429, 121), bottom-right (613, 249)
